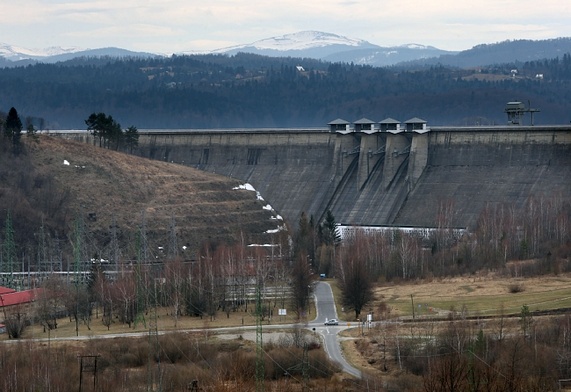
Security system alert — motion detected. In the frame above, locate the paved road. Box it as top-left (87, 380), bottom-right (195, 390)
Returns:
top-left (307, 281), bottom-right (361, 378)
top-left (1, 281), bottom-right (362, 378)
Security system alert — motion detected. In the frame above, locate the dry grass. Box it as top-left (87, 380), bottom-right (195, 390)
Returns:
top-left (11, 273), bottom-right (570, 342)
top-left (374, 273), bottom-right (571, 319)
top-left (337, 273), bottom-right (571, 384)
top-left (10, 302), bottom-right (312, 342)
top-left (19, 135), bottom-right (279, 258)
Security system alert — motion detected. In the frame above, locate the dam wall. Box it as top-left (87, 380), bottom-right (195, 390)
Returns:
top-left (394, 126), bottom-right (571, 228)
top-left (133, 129), bottom-right (340, 229)
top-left (55, 125), bottom-right (571, 230)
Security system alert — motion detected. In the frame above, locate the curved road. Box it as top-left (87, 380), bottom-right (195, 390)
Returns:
top-left (1, 281), bottom-right (362, 378)
top-left (308, 281), bottom-right (361, 378)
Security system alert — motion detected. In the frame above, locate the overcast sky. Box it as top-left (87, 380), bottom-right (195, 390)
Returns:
top-left (2, 0), bottom-right (570, 54)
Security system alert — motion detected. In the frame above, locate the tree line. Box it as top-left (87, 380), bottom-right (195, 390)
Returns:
top-left (1, 52), bottom-right (571, 129)
top-left (293, 193), bottom-right (570, 320)
top-left (85, 112), bottom-right (139, 151)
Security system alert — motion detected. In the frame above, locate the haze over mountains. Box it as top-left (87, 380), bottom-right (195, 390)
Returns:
top-left (2, 31), bottom-right (571, 68)
top-left (1, 30), bottom-right (571, 129)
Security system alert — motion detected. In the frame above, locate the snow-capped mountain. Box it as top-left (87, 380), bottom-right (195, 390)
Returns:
top-left (0, 43), bottom-right (158, 67)
top-left (213, 31), bottom-right (369, 52)
top-left (322, 42), bottom-right (453, 66)
top-left (6, 31), bottom-right (564, 69)
top-left (207, 31), bottom-right (453, 66)
top-left (0, 42), bottom-right (83, 61)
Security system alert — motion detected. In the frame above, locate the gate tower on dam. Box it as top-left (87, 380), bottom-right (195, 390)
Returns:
top-left (61, 119), bottom-right (571, 232)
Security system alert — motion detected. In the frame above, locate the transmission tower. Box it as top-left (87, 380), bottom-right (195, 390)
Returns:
top-left (255, 282), bottom-right (265, 392)
top-left (2, 210), bottom-right (16, 288)
top-left (73, 214), bottom-right (88, 336)
top-left (109, 214), bottom-right (120, 274)
top-left (135, 210), bottom-right (148, 328)
top-left (168, 214), bottom-right (178, 259)
top-left (147, 280), bottom-right (162, 392)
top-left (302, 342), bottom-right (309, 392)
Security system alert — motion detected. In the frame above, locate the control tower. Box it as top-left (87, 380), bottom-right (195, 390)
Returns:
top-left (505, 101), bottom-right (540, 125)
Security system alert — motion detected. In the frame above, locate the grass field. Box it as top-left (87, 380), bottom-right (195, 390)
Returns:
top-left (374, 273), bottom-right (571, 319)
top-left (3, 273), bottom-right (571, 342)
top-left (1, 300), bottom-right (311, 342)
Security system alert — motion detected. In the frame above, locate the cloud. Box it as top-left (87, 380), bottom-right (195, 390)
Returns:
top-left (1, 0), bottom-right (570, 53)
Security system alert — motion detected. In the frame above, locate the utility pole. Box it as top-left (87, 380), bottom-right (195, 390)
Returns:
top-left (78, 354), bottom-right (100, 392)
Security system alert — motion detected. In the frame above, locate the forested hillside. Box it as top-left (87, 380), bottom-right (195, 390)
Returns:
top-left (1, 51), bottom-right (571, 129)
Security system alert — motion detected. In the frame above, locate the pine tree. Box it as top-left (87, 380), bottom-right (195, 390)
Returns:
top-left (5, 107), bottom-right (22, 153)
top-left (321, 210), bottom-right (341, 246)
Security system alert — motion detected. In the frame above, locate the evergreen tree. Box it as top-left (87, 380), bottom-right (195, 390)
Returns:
top-left (123, 125), bottom-right (139, 152)
top-left (4, 107), bottom-right (22, 153)
top-left (85, 112), bottom-right (123, 149)
top-left (320, 210), bottom-right (341, 246)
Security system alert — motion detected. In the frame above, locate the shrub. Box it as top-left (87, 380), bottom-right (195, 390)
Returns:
top-left (509, 283), bottom-right (525, 293)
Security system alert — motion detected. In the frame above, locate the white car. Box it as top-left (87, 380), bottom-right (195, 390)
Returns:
top-left (324, 318), bottom-right (338, 325)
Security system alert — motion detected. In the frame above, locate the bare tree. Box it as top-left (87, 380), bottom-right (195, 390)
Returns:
top-left (111, 274), bottom-right (137, 328)
top-left (62, 283), bottom-right (93, 332)
top-left (35, 277), bottom-right (64, 331)
top-left (396, 231), bottom-right (421, 279)
top-left (336, 232), bottom-right (374, 319)
top-left (290, 252), bottom-right (313, 318)
top-left (4, 305), bottom-right (28, 339)
top-left (164, 257), bottom-right (186, 326)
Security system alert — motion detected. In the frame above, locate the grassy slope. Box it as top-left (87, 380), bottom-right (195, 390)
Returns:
top-left (1, 135), bottom-right (280, 260)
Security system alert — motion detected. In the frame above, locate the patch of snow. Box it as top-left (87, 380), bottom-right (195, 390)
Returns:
top-left (247, 244), bottom-right (278, 247)
top-left (63, 160), bottom-right (70, 165)
top-left (91, 258), bottom-right (109, 264)
top-left (0, 42), bottom-right (83, 60)
top-left (234, 183), bottom-right (264, 200)
top-left (265, 225), bottom-right (286, 234)
top-left (233, 183), bottom-right (256, 192)
top-left (213, 31), bottom-right (367, 53)
top-left (399, 43), bottom-right (429, 50)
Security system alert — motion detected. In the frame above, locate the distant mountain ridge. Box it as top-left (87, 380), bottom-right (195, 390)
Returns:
top-left (0, 42), bottom-right (83, 61)
top-left (0, 43), bottom-right (157, 66)
top-left (406, 37), bottom-right (571, 67)
top-left (1, 31), bottom-right (571, 68)
top-left (207, 31), bottom-right (453, 66)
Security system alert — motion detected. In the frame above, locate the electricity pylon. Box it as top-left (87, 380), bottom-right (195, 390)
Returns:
top-left (255, 282), bottom-right (265, 392)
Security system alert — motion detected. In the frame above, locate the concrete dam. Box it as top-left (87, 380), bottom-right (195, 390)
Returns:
top-left (60, 120), bottom-right (571, 230)
top-left (120, 120), bottom-right (571, 231)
